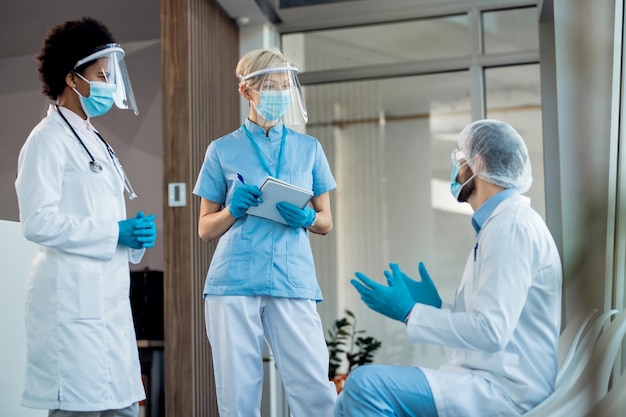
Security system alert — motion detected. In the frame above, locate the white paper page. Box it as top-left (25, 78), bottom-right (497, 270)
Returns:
top-left (246, 177), bottom-right (313, 224)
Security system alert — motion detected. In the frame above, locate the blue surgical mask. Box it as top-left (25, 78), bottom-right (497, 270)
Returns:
top-left (255, 90), bottom-right (292, 121)
top-left (73, 73), bottom-right (116, 118)
top-left (450, 161), bottom-right (477, 201)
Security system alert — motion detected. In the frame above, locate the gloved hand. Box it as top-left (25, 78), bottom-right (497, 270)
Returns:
top-left (133, 211), bottom-right (157, 248)
top-left (118, 211), bottom-right (157, 249)
top-left (396, 262), bottom-right (442, 308)
top-left (276, 202), bottom-right (316, 229)
top-left (350, 266), bottom-right (416, 322)
top-left (229, 184), bottom-right (262, 219)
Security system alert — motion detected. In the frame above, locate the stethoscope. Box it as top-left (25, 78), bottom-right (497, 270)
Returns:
top-left (55, 104), bottom-right (138, 199)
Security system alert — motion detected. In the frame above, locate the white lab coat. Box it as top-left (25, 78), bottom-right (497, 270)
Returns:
top-left (407, 195), bottom-right (562, 417)
top-left (14, 105), bottom-right (145, 411)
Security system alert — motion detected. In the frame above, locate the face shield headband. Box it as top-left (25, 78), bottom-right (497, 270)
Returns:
top-left (75, 44), bottom-right (139, 115)
top-left (241, 66), bottom-right (308, 126)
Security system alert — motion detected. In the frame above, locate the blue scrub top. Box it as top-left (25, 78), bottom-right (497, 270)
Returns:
top-left (193, 120), bottom-right (337, 301)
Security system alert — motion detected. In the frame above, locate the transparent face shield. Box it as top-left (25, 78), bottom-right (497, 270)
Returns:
top-left (241, 66), bottom-right (307, 127)
top-left (75, 43), bottom-right (139, 115)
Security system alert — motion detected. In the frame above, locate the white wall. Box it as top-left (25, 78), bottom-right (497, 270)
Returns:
top-left (0, 220), bottom-right (44, 417)
top-left (544, 0), bottom-right (616, 319)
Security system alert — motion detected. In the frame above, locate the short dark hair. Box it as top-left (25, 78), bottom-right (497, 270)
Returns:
top-left (36, 17), bottom-right (116, 100)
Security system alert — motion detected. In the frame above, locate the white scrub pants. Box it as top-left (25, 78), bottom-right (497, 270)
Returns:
top-left (334, 365), bottom-right (437, 417)
top-left (205, 295), bottom-right (337, 417)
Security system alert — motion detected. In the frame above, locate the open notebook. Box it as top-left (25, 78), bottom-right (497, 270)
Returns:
top-left (246, 176), bottom-right (314, 225)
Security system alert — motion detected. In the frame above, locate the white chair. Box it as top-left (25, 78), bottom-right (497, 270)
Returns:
top-left (523, 309), bottom-right (619, 416)
top-left (555, 309), bottom-right (619, 388)
top-left (556, 308), bottom-right (598, 381)
top-left (525, 309), bottom-right (626, 417)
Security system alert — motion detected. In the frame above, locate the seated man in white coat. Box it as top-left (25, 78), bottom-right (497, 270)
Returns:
top-left (335, 119), bottom-right (562, 417)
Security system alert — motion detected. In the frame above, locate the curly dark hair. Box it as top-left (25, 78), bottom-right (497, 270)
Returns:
top-left (36, 17), bottom-right (116, 100)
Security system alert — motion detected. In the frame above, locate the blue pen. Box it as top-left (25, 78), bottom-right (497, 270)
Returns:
top-left (237, 173), bottom-right (245, 184)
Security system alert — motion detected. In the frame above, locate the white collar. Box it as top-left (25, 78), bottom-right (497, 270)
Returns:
top-left (51, 104), bottom-right (99, 133)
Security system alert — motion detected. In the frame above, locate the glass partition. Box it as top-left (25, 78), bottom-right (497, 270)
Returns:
top-left (482, 7), bottom-right (539, 54)
top-left (306, 72), bottom-right (475, 367)
top-left (283, 15), bottom-right (469, 72)
top-left (283, 4), bottom-right (542, 371)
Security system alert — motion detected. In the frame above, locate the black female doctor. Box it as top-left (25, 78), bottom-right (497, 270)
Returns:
top-left (15, 17), bottom-right (156, 417)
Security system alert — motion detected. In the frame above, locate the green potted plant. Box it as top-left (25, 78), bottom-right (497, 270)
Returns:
top-left (326, 309), bottom-right (382, 392)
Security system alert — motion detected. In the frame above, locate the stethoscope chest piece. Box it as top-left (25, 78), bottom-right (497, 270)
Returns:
top-left (89, 161), bottom-right (103, 173)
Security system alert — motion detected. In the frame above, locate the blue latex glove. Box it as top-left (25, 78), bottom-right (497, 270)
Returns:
top-left (118, 211), bottom-right (157, 249)
top-left (133, 211), bottom-right (157, 248)
top-left (350, 266), bottom-right (416, 322)
top-left (275, 202), bottom-right (316, 229)
top-left (229, 184), bottom-right (262, 219)
top-left (395, 262), bottom-right (442, 308)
